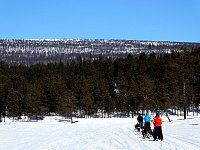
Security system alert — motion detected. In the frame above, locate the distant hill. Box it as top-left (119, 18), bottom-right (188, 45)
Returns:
top-left (0, 39), bottom-right (200, 65)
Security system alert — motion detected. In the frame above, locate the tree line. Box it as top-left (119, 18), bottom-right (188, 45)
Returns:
top-left (0, 47), bottom-right (200, 121)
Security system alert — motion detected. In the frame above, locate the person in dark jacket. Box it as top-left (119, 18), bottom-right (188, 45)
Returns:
top-left (137, 113), bottom-right (143, 129)
top-left (152, 113), bottom-right (163, 141)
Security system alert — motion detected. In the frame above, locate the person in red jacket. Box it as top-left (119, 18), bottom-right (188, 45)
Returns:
top-left (152, 113), bottom-right (163, 141)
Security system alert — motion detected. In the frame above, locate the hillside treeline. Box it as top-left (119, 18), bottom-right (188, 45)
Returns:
top-left (1, 47), bottom-right (200, 120)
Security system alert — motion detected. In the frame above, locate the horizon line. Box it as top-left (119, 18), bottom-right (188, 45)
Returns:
top-left (1, 38), bottom-right (200, 43)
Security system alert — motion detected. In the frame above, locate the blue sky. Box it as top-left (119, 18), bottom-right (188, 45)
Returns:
top-left (0, 0), bottom-right (199, 42)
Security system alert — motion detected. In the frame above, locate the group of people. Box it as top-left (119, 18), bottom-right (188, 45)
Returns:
top-left (137, 112), bottom-right (163, 141)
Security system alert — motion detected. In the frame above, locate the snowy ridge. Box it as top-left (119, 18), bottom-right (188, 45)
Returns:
top-left (0, 39), bottom-right (200, 64)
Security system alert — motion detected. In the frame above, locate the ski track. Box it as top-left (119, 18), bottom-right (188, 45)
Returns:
top-left (164, 134), bottom-right (200, 150)
top-left (68, 126), bottom-right (134, 150)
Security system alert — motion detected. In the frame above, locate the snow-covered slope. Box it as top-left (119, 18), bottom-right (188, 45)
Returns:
top-left (0, 114), bottom-right (200, 150)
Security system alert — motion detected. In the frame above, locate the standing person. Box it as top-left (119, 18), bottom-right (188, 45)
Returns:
top-left (137, 113), bottom-right (143, 129)
top-left (143, 112), bottom-right (152, 137)
top-left (152, 113), bottom-right (163, 141)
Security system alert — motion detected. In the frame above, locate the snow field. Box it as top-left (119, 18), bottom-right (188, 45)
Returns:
top-left (0, 114), bottom-right (200, 150)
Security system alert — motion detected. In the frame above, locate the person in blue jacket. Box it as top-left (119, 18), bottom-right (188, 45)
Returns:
top-left (143, 112), bottom-right (152, 136)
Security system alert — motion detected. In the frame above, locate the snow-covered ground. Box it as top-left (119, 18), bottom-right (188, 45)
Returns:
top-left (0, 114), bottom-right (200, 150)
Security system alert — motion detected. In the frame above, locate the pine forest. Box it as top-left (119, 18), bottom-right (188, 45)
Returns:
top-left (1, 47), bottom-right (200, 121)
